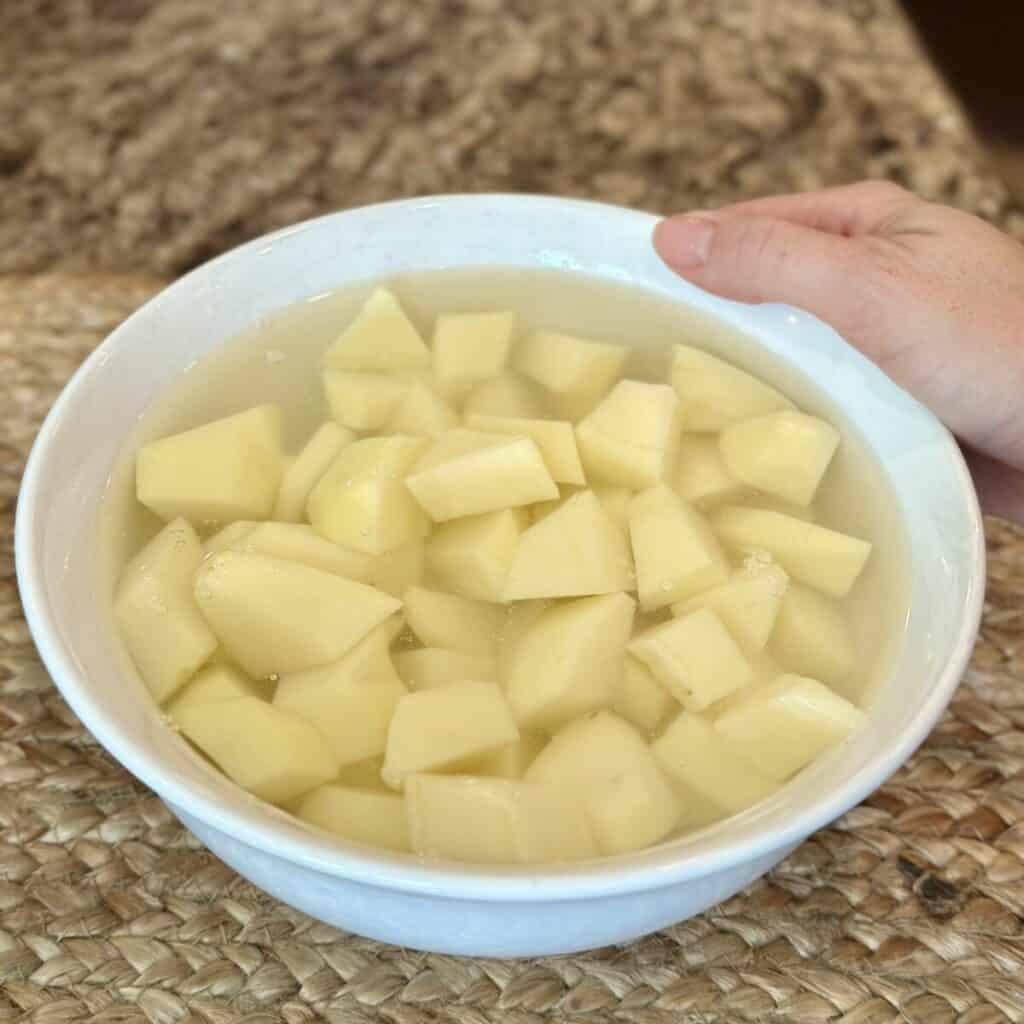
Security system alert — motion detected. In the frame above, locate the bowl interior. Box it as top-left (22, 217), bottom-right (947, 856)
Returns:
top-left (16, 195), bottom-right (985, 900)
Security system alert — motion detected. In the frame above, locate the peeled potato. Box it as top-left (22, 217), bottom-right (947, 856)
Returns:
top-left (323, 370), bottom-right (409, 431)
top-left (273, 421), bottom-right (352, 522)
top-left (769, 582), bottom-right (855, 689)
top-left (674, 435), bottom-right (744, 508)
top-left (462, 373), bottom-right (546, 419)
top-left (295, 783), bottom-right (410, 852)
top-left (388, 380), bottom-right (459, 438)
top-left (322, 287), bottom-right (430, 371)
top-left (403, 585), bottom-right (505, 656)
top-left (613, 655), bottom-right (676, 734)
top-left (465, 414), bottom-right (586, 485)
top-left (515, 329), bottom-right (627, 397)
top-left (393, 648), bottom-right (499, 690)
top-left (167, 662), bottom-right (263, 718)
top-left (432, 310), bottom-right (517, 387)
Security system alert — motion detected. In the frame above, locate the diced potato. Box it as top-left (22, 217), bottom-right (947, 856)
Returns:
top-left (295, 783), bottom-right (410, 852)
top-left (406, 436), bottom-right (558, 521)
top-left (203, 520), bottom-right (258, 556)
top-left (714, 674), bottom-right (865, 780)
top-left (114, 519), bottom-right (217, 703)
top-left (426, 509), bottom-right (529, 602)
top-left (497, 599), bottom-right (551, 684)
top-left (628, 486), bottom-right (729, 611)
top-left (528, 486), bottom-right (579, 524)
top-left (366, 541), bottom-right (425, 597)
top-left (393, 648), bottom-right (499, 690)
top-left (322, 287), bottom-right (430, 371)
top-left (506, 593), bottom-right (635, 730)
top-left (175, 696), bottom-right (338, 804)
top-left (613, 656), bottom-right (676, 734)
top-left (273, 422), bottom-right (353, 522)
top-left (307, 435), bottom-right (429, 554)
top-left (576, 380), bottom-right (680, 488)
top-left (672, 562), bottom-right (789, 655)
top-left (719, 411), bottom-right (839, 506)
top-left (413, 428), bottom-right (502, 472)
top-left (515, 329), bottom-right (627, 397)
top-left (464, 414), bottom-right (586, 485)
top-left (741, 494), bottom-right (818, 522)
top-left (674, 435), bottom-right (744, 508)
top-left (712, 507), bottom-right (872, 597)
top-left (337, 756), bottom-right (387, 789)
top-left (322, 370), bottom-right (409, 431)
top-left (546, 385), bottom-right (610, 423)
top-left (469, 731), bottom-right (548, 778)
top-left (671, 345), bottom-right (793, 431)
top-left (403, 586), bottom-right (504, 656)
top-left (629, 607), bottom-right (753, 711)
top-left (228, 521), bottom-right (376, 580)
top-left (462, 372), bottom-right (546, 419)
top-left (193, 552), bottom-right (400, 677)
top-left (382, 681), bottom-right (519, 787)
top-left (432, 311), bottom-right (517, 388)
top-left (137, 405), bottom-right (283, 524)
top-left (503, 490), bottom-right (634, 601)
top-left (167, 663), bottom-right (262, 718)
top-left (388, 380), bottom-right (459, 438)
top-left (405, 774), bottom-right (597, 864)
top-left (525, 712), bottom-right (682, 854)
top-left (591, 484), bottom-right (632, 533)
top-left (770, 583), bottom-right (854, 689)
top-left (653, 711), bottom-right (778, 816)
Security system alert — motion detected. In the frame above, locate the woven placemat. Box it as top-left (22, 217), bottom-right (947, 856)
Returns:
top-left (1, 274), bottom-right (1023, 1024)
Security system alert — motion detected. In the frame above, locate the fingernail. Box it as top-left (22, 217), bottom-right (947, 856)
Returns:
top-left (655, 216), bottom-right (716, 270)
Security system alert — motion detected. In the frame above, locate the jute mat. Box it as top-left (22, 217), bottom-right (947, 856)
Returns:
top-left (2, 275), bottom-right (1024, 1024)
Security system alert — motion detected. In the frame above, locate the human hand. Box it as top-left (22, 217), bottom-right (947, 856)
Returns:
top-left (653, 181), bottom-right (1024, 524)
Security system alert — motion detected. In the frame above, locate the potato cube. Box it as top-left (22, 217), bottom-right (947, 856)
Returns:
top-left (464, 414), bottom-right (585, 485)
top-left (412, 428), bottom-right (502, 472)
top-left (193, 552), bottom-right (400, 677)
top-left (432, 310), bottom-right (517, 387)
top-left (653, 711), bottom-right (778, 815)
top-left (719, 411), bottom-right (839, 506)
top-left (591, 484), bottom-right (632, 533)
top-left (504, 490), bottom-right (635, 601)
top-left (462, 372), bottom-right (546, 419)
top-left (406, 436), bottom-right (558, 521)
top-left (426, 508), bottom-right (528, 602)
top-left (365, 540), bottom-right (425, 597)
top-left (175, 696), bottom-right (338, 804)
top-left (674, 435), bottom-right (744, 508)
top-left (712, 507), bottom-right (872, 597)
top-left (273, 421), bottom-right (352, 522)
top-left (295, 783), bottom-right (410, 852)
top-left (393, 648), bottom-right (499, 690)
top-left (506, 593), bottom-right (635, 730)
top-left (167, 663), bottom-right (263, 718)
top-left (468, 731), bottom-right (547, 779)
top-left (337, 756), bottom-right (386, 789)
top-left (497, 599), bottom-right (551, 684)
top-left (137, 405), bottom-right (283, 524)
top-left (228, 521), bottom-right (376, 580)
top-left (515, 329), bottom-right (627, 396)
top-left (629, 607), bottom-right (753, 711)
top-left (203, 520), bottom-right (258, 556)
top-left (576, 380), bottom-right (680, 489)
top-left (388, 380), bottom-right (458, 438)
top-left (382, 681), bottom-right (519, 787)
top-left (672, 563), bottom-right (789, 655)
top-left (322, 370), bottom-right (409, 431)
top-left (114, 519), bottom-right (217, 703)
top-left (770, 583), bottom-right (854, 688)
top-left (307, 435), bottom-right (429, 554)
top-left (671, 345), bottom-right (793, 431)
top-left (714, 675), bottom-right (865, 780)
top-left (322, 287), bottom-right (430, 371)
top-left (613, 656), bottom-right (676, 734)
top-left (525, 712), bottom-right (682, 854)
top-left (546, 385), bottom-right (610, 423)
top-left (403, 586), bottom-right (504, 656)
top-left (628, 486), bottom-right (729, 611)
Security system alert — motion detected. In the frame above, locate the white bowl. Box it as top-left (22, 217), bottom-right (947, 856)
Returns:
top-left (16, 195), bottom-right (984, 957)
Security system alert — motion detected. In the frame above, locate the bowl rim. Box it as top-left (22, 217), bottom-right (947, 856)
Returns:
top-left (15, 193), bottom-right (986, 901)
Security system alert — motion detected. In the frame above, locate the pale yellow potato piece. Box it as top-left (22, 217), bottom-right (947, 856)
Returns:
top-left (432, 311), bottom-right (517, 386)
top-left (576, 380), bottom-right (680, 489)
top-left (382, 681), bottom-right (519, 788)
top-left (203, 520), bottom-right (258, 556)
top-left (591, 484), bottom-right (632, 533)
top-left (672, 563), bottom-right (789, 655)
top-left (114, 518), bottom-right (217, 703)
top-left (322, 370), bottom-right (409, 431)
top-left (628, 485), bottom-right (729, 611)
top-left (674, 435), bottom-right (744, 508)
top-left (403, 586), bottom-right (505, 656)
top-left (712, 507), bottom-right (872, 598)
top-left (653, 711), bottom-right (778, 815)
top-left (307, 435), bottom-right (429, 554)
top-left (465, 414), bottom-right (585, 485)
top-left (322, 287), bottom-right (430, 371)
top-left (671, 345), bottom-right (793, 431)
top-left (388, 380), bottom-right (459, 438)
top-left (337, 756), bottom-right (387, 789)
top-left (769, 583), bottom-right (855, 689)
top-left (504, 490), bottom-right (634, 601)
top-left (546, 385), bottom-right (610, 423)
top-left (714, 674), bottom-right (865, 780)
top-left (468, 731), bottom-right (547, 779)
top-left (273, 421), bottom-right (353, 522)
top-left (137, 405), bottom-right (283, 524)
top-left (295, 783), bottom-right (410, 852)
top-left (719, 411), bottom-right (839, 506)
top-left (462, 372), bottom-right (546, 419)
top-left (176, 696), bottom-right (338, 804)
top-left (228, 521), bottom-right (376, 580)
top-left (393, 648), bottom-right (499, 690)
top-left (525, 711), bottom-right (682, 855)
top-left (412, 428), bottom-right (502, 472)
top-left (630, 607), bottom-right (753, 711)
top-left (366, 541), bottom-right (425, 597)
top-left (515, 329), bottom-right (627, 396)
top-left (167, 663), bottom-right (262, 718)
top-left (613, 656), bottom-right (676, 734)
top-left (497, 599), bottom-right (551, 684)
top-left (506, 592), bottom-right (635, 730)
top-left (406, 436), bottom-right (558, 521)
top-left (405, 774), bottom-right (597, 864)
top-left (193, 552), bottom-right (400, 677)
top-left (425, 508), bottom-right (529, 602)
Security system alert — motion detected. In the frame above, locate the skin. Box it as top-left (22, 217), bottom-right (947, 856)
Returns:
top-left (653, 181), bottom-right (1024, 524)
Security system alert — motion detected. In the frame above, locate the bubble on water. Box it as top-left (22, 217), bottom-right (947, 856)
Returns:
top-left (345, 479), bottom-right (353, 487)
top-left (660, 581), bottom-right (673, 593)
top-left (268, 673), bottom-right (279, 683)
top-left (359, 529), bottom-right (369, 537)
top-left (265, 349), bottom-right (287, 365)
